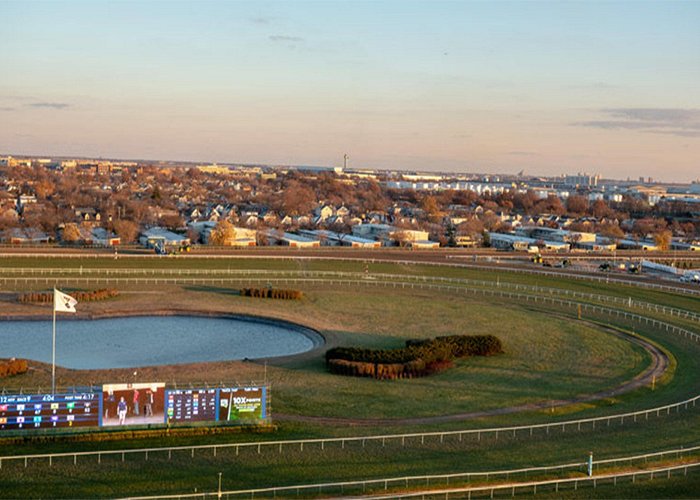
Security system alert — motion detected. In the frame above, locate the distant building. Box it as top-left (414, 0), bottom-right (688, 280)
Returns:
top-left (616, 239), bottom-right (659, 251)
top-left (351, 223), bottom-right (438, 247)
top-left (189, 221), bottom-right (256, 247)
top-left (196, 164), bottom-right (232, 175)
top-left (516, 226), bottom-right (596, 244)
top-left (266, 231), bottom-right (320, 248)
top-left (3, 228), bottom-right (51, 244)
top-left (488, 232), bottom-right (570, 252)
top-left (139, 227), bottom-right (190, 249)
top-left (298, 229), bottom-right (381, 248)
top-left (91, 227), bottom-right (121, 246)
top-left (564, 173), bottom-right (600, 187)
top-left (293, 165), bottom-right (344, 175)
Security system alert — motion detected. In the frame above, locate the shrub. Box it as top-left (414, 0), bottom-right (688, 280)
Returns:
top-left (17, 289), bottom-right (119, 304)
top-left (327, 335), bottom-right (503, 379)
top-left (0, 358), bottom-right (29, 378)
top-left (240, 288), bottom-right (303, 300)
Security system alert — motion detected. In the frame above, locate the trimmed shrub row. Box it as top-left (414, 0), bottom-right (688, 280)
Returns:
top-left (326, 335), bottom-right (503, 380)
top-left (0, 359), bottom-right (29, 378)
top-left (17, 289), bottom-right (119, 303)
top-left (240, 288), bottom-right (303, 300)
top-left (407, 334), bottom-right (504, 358)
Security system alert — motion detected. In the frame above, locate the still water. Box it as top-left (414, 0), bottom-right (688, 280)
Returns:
top-left (0, 316), bottom-right (320, 369)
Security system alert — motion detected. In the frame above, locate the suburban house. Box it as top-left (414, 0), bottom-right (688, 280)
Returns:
top-left (91, 227), bottom-right (121, 246)
top-left (4, 228), bottom-right (51, 244)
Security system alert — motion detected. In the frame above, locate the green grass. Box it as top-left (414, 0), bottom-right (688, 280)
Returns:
top-left (1, 287), bottom-right (653, 420)
top-left (526, 469), bottom-right (700, 499)
top-left (1, 411), bottom-right (699, 498)
top-left (2, 254), bottom-right (699, 314)
top-left (0, 254), bottom-right (698, 497)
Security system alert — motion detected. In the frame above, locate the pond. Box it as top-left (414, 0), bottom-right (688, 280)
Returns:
top-left (0, 315), bottom-right (322, 369)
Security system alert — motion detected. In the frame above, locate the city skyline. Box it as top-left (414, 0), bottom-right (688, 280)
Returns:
top-left (1, 0), bottom-right (699, 182)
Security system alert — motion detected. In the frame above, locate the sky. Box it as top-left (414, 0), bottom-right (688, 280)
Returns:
top-left (1, 0), bottom-right (699, 182)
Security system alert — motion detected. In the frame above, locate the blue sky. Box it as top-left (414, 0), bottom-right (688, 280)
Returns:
top-left (1, 0), bottom-right (699, 181)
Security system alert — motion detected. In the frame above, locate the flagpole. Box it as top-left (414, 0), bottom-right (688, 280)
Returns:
top-left (52, 288), bottom-right (57, 396)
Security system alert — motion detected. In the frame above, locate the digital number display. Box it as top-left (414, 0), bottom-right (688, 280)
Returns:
top-left (165, 389), bottom-right (218, 423)
top-left (0, 393), bottom-right (101, 430)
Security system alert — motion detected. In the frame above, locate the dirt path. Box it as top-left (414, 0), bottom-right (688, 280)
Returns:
top-left (273, 323), bottom-right (669, 426)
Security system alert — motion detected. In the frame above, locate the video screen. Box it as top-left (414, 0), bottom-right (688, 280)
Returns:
top-left (0, 392), bottom-right (101, 430)
top-left (218, 387), bottom-right (267, 422)
top-left (165, 389), bottom-right (218, 423)
top-left (101, 383), bottom-right (165, 427)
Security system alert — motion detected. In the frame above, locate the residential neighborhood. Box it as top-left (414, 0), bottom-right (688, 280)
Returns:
top-left (0, 155), bottom-right (699, 253)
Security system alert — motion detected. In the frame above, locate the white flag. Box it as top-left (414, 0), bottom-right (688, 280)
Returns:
top-left (54, 289), bottom-right (78, 313)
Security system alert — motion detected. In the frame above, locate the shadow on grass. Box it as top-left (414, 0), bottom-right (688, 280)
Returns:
top-left (182, 285), bottom-right (242, 296)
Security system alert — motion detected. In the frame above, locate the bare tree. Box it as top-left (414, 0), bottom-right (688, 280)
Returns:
top-left (209, 220), bottom-right (237, 246)
top-left (62, 223), bottom-right (81, 243)
top-left (113, 219), bottom-right (139, 243)
top-left (653, 230), bottom-right (672, 251)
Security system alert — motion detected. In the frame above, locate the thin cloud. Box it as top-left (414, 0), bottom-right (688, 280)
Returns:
top-left (27, 102), bottom-right (71, 109)
top-left (0, 95), bottom-right (34, 102)
top-left (574, 108), bottom-right (700, 137)
top-left (567, 82), bottom-right (620, 90)
top-left (269, 35), bottom-right (304, 43)
top-left (250, 16), bottom-right (274, 24)
top-left (507, 151), bottom-right (539, 156)
top-left (644, 129), bottom-right (700, 138)
top-left (0, 106), bottom-right (16, 112)
top-left (606, 108), bottom-right (700, 122)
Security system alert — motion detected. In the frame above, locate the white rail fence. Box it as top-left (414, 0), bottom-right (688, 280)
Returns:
top-left (362, 462), bottom-right (700, 500)
top-left (3, 269), bottom-right (697, 322)
top-left (1, 394), bottom-right (698, 470)
top-left (8, 276), bottom-right (696, 344)
top-left (119, 461), bottom-right (700, 499)
top-left (2, 253), bottom-right (700, 296)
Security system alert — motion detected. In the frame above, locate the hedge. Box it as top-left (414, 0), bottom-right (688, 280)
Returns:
top-left (17, 289), bottom-right (119, 304)
top-left (240, 288), bottom-right (303, 300)
top-left (0, 359), bottom-right (29, 378)
top-left (326, 335), bottom-right (503, 380)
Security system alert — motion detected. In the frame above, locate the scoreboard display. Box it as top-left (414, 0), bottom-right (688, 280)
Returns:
top-left (0, 384), bottom-right (268, 433)
top-left (165, 389), bottom-right (218, 423)
top-left (0, 392), bottom-right (101, 430)
top-left (219, 387), bottom-right (267, 422)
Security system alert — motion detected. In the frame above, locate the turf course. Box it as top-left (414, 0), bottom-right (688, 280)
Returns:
top-left (0, 253), bottom-right (698, 498)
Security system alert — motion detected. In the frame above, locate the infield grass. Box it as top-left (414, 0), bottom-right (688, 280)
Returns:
top-left (0, 253), bottom-right (698, 497)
